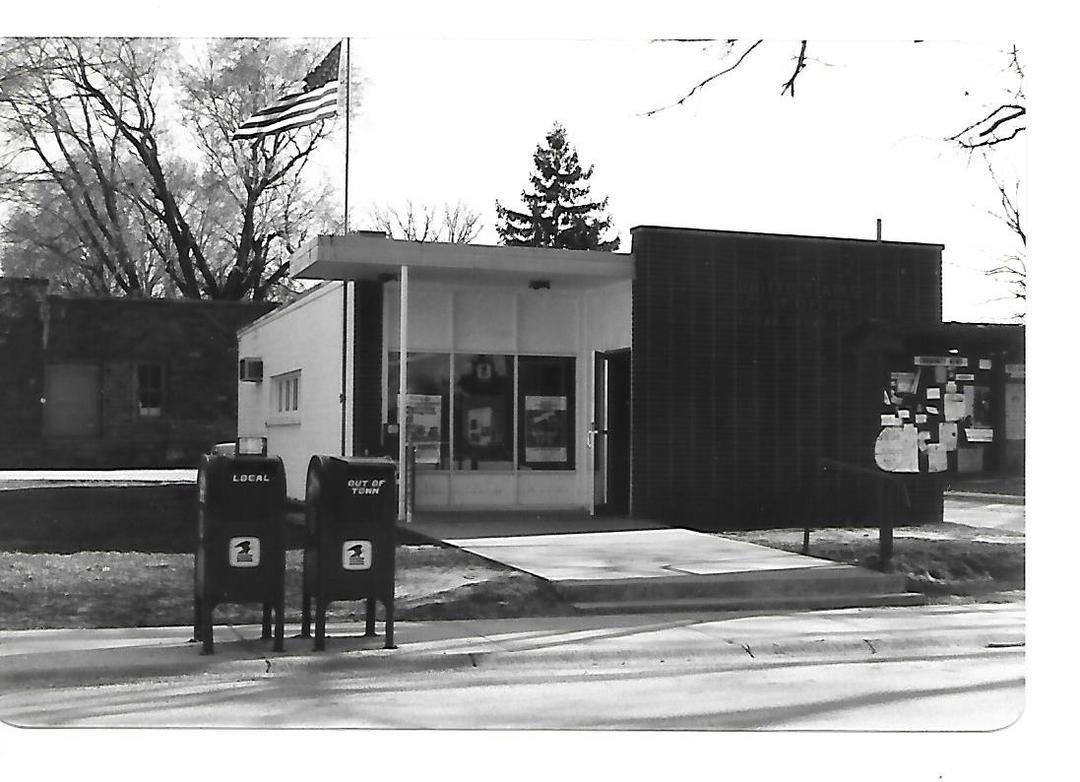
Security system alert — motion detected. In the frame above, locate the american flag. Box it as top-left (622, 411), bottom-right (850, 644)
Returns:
top-left (232, 42), bottom-right (342, 141)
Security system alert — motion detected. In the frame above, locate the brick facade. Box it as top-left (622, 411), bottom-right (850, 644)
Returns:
top-left (0, 278), bottom-right (273, 468)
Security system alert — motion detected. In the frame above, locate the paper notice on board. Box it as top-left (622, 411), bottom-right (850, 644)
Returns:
top-left (943, 393), bottom-right (965, 421)
top-left (926, 443), bottom-right (948, 472)
top-left (979, 358), bottom-right (993, 370)
top-left (524, 395), bottom-right (568, 463)
top-left (963, 385), bottom-right (976, 418)
top-left (899, 409), bottom-right (911, 420)
top-left (966, 428), bottom-right (994, 443)
top-left (880, 414), bottom-right (900, 427)
top-left (927, 387), bottom-right (941, 400)
top-left (916, 414), bottom-right (927, 424)
top-left (939, 422), bottom-right (958, 450)
top-left (946, 381), bottom-right (957, 394)
top-left (956, 373), bottom-right (975, 382)
top-left (404, 394), bottom-right (443, 464)
top-left (875, 426), bottom-right (919, 473)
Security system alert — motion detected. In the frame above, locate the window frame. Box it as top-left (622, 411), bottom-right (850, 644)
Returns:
top-left (269, 369), bottom-right (302, 426)
top-left (134, 362), bottom-right (165, 418)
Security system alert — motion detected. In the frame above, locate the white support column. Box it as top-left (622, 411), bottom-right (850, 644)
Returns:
top-left (397, 265), bottom-right (409, 521)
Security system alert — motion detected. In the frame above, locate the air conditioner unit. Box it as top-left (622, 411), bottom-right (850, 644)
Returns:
top-left (239, 357), bottom-right (264, 383)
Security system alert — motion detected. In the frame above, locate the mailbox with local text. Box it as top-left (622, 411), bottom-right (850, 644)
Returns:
top-left (193, 449), bottom-right (286, 655)
top-left (301, 455), bottom-right (398, 651)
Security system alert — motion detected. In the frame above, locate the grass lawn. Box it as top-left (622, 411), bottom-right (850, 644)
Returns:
top-left (722, 523), bottom-right (1025, 601)
top-left (0, 548), bottom-right (572, 631)
top-left (0, 484), bottom-right (573, 630)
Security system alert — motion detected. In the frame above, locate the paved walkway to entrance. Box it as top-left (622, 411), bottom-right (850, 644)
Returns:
top-left (406, 512), bottom-right (918, 613)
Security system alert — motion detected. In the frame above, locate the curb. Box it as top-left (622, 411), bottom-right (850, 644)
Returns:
top-left (0, 622), bottom-right (1024, 686)
top-left (945, 491), bottom-right (1025, 505)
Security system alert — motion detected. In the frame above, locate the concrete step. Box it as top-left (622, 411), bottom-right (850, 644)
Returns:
top-left (551, 566), bottom-right (909, 603)
top-left (571, 591), bottom-right (927, 615)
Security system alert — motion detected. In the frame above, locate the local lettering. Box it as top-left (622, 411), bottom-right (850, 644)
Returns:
top-left (347, 478), bottom-right (388, 495)
top-left (232, 474), bottom-right (271, 483)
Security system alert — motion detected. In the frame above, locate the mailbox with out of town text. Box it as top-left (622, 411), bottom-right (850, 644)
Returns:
top-left (301, 455), bottom-right (398, 651)
top-left (193, 446), bottom-right (286, 655)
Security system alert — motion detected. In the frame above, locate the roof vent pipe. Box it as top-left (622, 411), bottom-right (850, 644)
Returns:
top-left (876, 218), bottom-right (883, 241)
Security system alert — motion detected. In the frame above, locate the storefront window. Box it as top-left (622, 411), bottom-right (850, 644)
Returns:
top-left (519, 356), bottom-right (575, 470)
top-left (455, 354), bottom-right (514, 470)
top-left (388, 352), bottom-right (451, 469)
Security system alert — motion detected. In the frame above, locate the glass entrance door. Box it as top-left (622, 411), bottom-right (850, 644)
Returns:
top-left (591, 349), bottom-right (630, 514)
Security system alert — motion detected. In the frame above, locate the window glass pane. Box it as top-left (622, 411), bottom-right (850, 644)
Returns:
top-left (136, 364), bottom-right (163, 415)
top-left (388, 352), bottom-right (451, 470)
top-left (455, 354), bottom-right (514, 470)
top-left (519, 356), bottom-right (574, 470)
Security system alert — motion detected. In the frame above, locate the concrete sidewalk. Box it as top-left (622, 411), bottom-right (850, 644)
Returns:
top-left (409, 514), bottom-right (924, 613)
top-left (0, 604), bottom-right (1024, 728)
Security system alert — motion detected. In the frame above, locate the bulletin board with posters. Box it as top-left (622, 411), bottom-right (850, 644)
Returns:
top-left (875, 353), bottom-right (997, 475)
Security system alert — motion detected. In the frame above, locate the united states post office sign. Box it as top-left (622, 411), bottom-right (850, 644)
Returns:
top-left (342, 540), bottom-right (373, 571)
top-left (228, 537), bottom-right (261, 567)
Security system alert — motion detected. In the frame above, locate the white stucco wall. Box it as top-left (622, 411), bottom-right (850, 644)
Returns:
top-left (383, 279), bottom-right (631, 511)
top-left (237, 281), bottom-right (348, 500)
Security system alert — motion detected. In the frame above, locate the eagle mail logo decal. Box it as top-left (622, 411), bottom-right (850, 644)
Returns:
top-left (342, 540), bottom-right (373, 571)
top-left (228, 537), bottom-right (261, 567)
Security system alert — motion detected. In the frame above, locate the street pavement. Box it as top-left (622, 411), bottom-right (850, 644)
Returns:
top-left (0, 603), bottom-right (1024, 730)
top-left (943, 496), bottom-right (1025, 533)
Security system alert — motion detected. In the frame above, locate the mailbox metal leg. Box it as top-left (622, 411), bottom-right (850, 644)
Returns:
top-left (364, 597), bottom-right (377, 637)
top-left (273, 596), bottom-right (285, 652)
top-left (200, 601), bottom-right (215, 656)
top-left (300, 591), bottom-right (312, 638)
top-left (261, 603), bottom-right (273, 640)
top-left (383, 597), bottom-right (396, 650)
top-left (314, 597), bottom-right (327, 652)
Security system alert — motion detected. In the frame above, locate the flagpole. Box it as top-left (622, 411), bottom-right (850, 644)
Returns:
top-left (339, 37), bottom-right (351, 457)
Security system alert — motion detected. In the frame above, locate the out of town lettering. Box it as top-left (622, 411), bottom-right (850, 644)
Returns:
top-left (347, 478), bottom-right (388, 495)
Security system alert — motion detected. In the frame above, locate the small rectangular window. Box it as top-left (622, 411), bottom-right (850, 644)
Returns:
top-left (272, 371), bottom-right (301, 415)
top-left (136, 364), bottom-right (164, 417)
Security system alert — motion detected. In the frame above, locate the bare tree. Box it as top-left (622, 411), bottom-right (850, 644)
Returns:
top-left (368, 200), bottom-right (481, 243)
top-left (947, 46), bottom-right (1026, 150)
top-left (0, 37), bottom-right (340, 300)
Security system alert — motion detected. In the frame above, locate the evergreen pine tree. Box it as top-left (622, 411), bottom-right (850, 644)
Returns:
top-left (495, 123), bottom-right (620, 251)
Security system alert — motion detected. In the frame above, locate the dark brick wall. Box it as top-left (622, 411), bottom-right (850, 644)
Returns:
top-left (0, 282), bottom-right (273, 468)
top-left (0, 279), bottom-right (49, 464)
top-left (352, 280), bottom-right (385, 455)
top-left (630, 227), bottom-right (944, 530)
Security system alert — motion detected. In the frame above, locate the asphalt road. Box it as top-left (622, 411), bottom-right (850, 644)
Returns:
top-left (0, 603), bottom-right (1024, 730)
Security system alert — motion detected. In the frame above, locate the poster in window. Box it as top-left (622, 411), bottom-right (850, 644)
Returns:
top-left (524, 395), bottom-right (568, 464)
top-left (404, 394), bottom-right (442, 464)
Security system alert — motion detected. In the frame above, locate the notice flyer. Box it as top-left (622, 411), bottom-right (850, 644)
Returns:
top-left (405, 394), bottom-right (442, 464)
top-left (524, 395), bottom-right (568, 463)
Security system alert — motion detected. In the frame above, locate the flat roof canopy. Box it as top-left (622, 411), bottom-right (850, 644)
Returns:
top-left (291, 232), bottom-right (635, 288)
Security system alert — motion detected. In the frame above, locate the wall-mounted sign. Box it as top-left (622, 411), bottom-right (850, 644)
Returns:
top-left (914, 356), bottom-right (968, 367)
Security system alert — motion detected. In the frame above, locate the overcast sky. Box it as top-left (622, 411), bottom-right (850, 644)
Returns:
top-left (329, 37), bottom-right (1026, 323)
